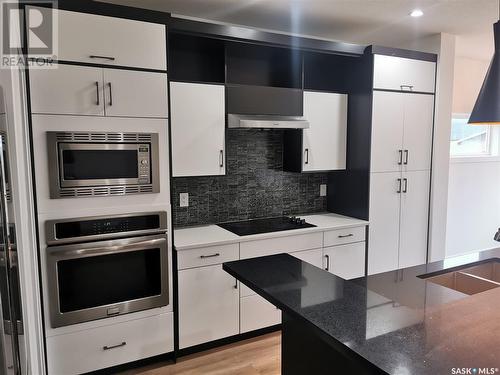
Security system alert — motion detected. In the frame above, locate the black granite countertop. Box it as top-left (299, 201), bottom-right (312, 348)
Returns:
top-left (223, 248), bottom-right (500, 375)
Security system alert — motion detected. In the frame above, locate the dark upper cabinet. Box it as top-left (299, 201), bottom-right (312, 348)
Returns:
top-left (169, 33), bottom-right (225, 84)
top-left (226, 42), bottom-right (302, 88)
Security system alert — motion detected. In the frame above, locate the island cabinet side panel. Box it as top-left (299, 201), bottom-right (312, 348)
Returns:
top-left (281, 312), bottom-right (385, 375)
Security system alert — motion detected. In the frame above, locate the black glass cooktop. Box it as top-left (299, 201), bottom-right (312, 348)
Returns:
top-left (218, 217), bottom-right (316, 236)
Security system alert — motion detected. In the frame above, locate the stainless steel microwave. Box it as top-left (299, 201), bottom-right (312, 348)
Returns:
top-left (47, 132), bottom-right (160, 198)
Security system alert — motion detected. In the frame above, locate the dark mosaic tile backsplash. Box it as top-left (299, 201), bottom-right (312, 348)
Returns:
top-left (172, 129), bottom-right (328, 227)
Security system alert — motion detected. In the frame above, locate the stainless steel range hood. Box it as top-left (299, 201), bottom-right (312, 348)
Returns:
top-left (228, 114), bottom-right (309, 129)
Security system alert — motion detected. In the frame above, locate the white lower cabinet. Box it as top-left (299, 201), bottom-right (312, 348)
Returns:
top-left (177, 224), bottom-right (368, 347)
top-left (290, 248), bottom-right (324, 269)
top-left (178, 264), bottom-right (239, 349)
top-left (240, 294), bottom-right (281, 333)
top-left (46, 313), bottom-right (173, 375)
top-left (323, 242), bottom-right (366, 280)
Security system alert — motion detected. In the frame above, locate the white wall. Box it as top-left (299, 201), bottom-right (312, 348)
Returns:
top-left (445, 52), bottom-right (499, 258)
top-left (446, 160), bottom-right (500, 256)
top-left (452, 57), bottom-right (489, 114)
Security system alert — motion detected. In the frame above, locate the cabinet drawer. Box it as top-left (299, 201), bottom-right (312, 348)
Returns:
top-left (373, 55), bottom-right (436, 93)
top-left (324, 242), bottom-right (366, 280)
top-left (177, 243), bottom-right (239, 270)
top-left (240, 294), bottom-right (281, 333)
top-left (46, 313), bottom-right (173, 375)
top-left (240, 232), bottom-right (322, 260)
top-left (324, 226), bottom-right (365, 247)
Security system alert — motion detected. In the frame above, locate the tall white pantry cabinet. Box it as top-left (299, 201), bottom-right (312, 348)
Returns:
top-left (368, 54), bottom-right (436, 275)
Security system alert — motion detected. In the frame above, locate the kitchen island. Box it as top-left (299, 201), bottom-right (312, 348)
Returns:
top-left (223, 249), bottom-right (500, 375)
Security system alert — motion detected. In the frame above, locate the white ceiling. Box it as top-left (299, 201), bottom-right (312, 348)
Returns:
top-left (98, 0), bottom-right (498, 60)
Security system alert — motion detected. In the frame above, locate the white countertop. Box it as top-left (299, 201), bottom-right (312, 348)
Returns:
top-left (174, 213), bottom-right (369, 250)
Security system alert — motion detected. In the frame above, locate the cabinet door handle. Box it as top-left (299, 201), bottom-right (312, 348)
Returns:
top-left (305, 148), bottom-right (309, 165)
top-left (404, 150), bottom-right (409, 165)
top-left (219, 150), bottom-right (224, 168)
top-left (403, 178), bottom-right (408, 193)
top-left (108, 82), bottom-right (113, 106)
top-left (325, 254), bottom-right (330, 271)
top-left (400, 84), bottom-right (413, 91)
top-left (95, 81), bottom-right (100, 106)
top-left (398, 149), bottom-right (403, 165)
top-left (397, 178), bottom-right (402, 194)
top-left (338, 234), bottom-right (354, 238)
top-left (200, 253), bottom-right (220, 259)
top-left (90, 55), bottom-right (116, 61)
top-left (234, 278), bottom-right (238, 289)
top-left (103, 342), bottom-right (126, 351)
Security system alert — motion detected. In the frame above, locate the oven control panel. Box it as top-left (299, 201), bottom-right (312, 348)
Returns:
top-left (48, 212), bottom-right (167, 244)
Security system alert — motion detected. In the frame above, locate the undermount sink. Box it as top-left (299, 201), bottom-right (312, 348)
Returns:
top-left (422, 259), bottom-right (500, 295)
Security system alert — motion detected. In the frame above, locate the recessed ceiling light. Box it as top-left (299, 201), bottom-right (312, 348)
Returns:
top-left (410, 9), bottom-right (424, 17)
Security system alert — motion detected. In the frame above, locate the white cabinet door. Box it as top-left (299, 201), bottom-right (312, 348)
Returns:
top-left (303, 91), bottom-right (347, 172)
top-left (103, 69), bottom-right (168, 118)
top-left (178, 265), bottom-right (239, 349)
top-left (28, 7), bottom-right (167, 70)
top-left (29, 64), bottom-right (104, 116)
top-left (368, 172), bottom-right (401, 275)
top-left (170, 82), bottom-right (225, 177)
top-left (290, 248), bottom-right (324, 269)
top-left (402, 94), bottom-right (434, 172)
top-left (324, 242), bottom-right (366, 280)
top-left (399, 170), bottom-right (430, 269)
top-left (240, 295), bottom-right (281, 333)
top-left (373, 55), bottom-right (436, 93)
top-left (370, 91), bottom-right (405, 173)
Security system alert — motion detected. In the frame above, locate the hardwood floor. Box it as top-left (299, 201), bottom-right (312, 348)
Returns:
top-left (117, 332), bottom-right (281, 375)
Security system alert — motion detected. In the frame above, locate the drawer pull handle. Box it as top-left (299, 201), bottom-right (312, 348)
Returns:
top-left (338, 234), bottom-right (354, 238)
top-left (103, 342), bottom-right (126, 351)
top-left (400, 84), bottom-right (413, 91)
top-left (200, 253), bottom-right (220, 259)
top-left (90, 55), bottom-right (116, 61)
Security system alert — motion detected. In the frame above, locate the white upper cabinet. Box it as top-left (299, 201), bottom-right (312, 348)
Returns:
top-left (402, 94), bottom-right (434, 172)
top-left (27, 7), bottom-right (167, 71)
top-left (103, 69), bottom-right (168, 118)
top-left (30, 64), bottom-right (105, 116)
top-left (371, 91), bottom-right (434, 173)
top-left (302, 91), bottom-right (347, 172)
top-left (373, 55), bottom-right (436, 93)
top-left (170, 82), bottom-right (226, 177)
top-left (29, 64), bottom-right (168, 118)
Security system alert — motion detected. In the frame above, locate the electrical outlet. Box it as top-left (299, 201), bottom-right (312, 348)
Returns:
top-left (179, 193), bottom-right (189, 207)
top-left (320, 184), bottom-right (327, 197)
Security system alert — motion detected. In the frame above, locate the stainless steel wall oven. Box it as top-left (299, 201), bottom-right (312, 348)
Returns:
top-left (47, 132), bottom-right (160, 198)
top-left (45, 212), bottom-right (169, 328)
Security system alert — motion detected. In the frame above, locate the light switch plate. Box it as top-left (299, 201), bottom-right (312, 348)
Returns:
top-left (179, 193), bottom-right (189, 207)
top-left (320, 184), bottom-right (327, 197)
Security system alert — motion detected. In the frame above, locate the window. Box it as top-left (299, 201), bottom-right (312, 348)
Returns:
top-left (450, 114), bottom-right (492, 157)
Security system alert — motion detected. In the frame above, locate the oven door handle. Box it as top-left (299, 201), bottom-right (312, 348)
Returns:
top-left (47, 235), bottom-right (167, 259)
